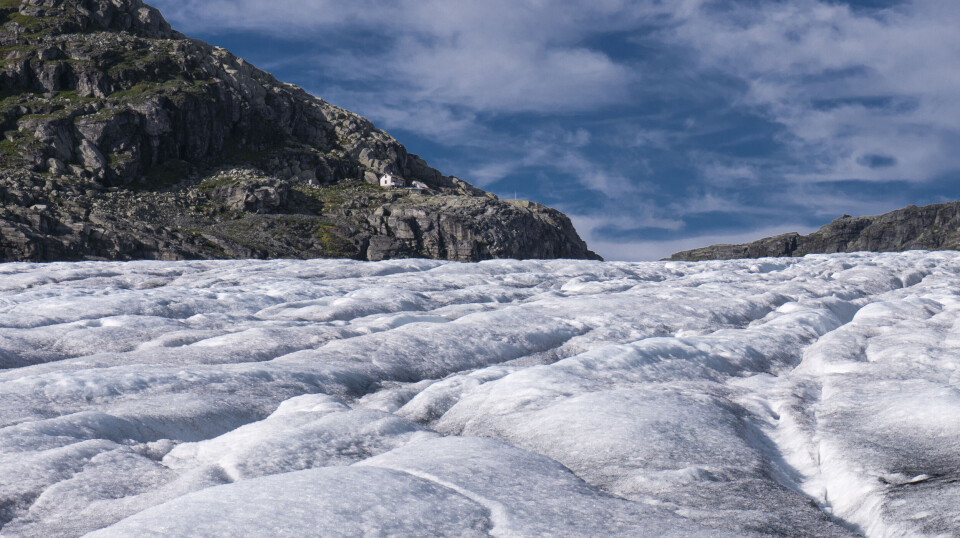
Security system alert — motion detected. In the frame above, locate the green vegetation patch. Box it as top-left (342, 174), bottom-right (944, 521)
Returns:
top-left (105, 45), bottom-right (173, 80)
top-left (0, 43), bottom-right (31, 59)
top-left (314, 222), bottom-right (359, 258)
top-left (18, 108), bottom-right (71, 122)
top-left (74, 105), bottom-right (122, 124)
top-left (108, 151), bottom-right (133, 167)
top-left (304, 180), bottom-right (380, 209)
top-left (176, 227), bottom-right (225, 255)
top-left (202, 218), bottom-right (270, 253)
top-left (54, 90), bottom-right (91, 103)
top-left (198, 173), bottom-right (242, 194)
top-left (4, 12), bottom-right (41, 32)
top-left (108, 78), bottom-right (213, 102)
top-left (0, 128), bottom-right (37, 160)
top-left (0, 93), bottom-right (35, 114)
top-left (0, 137), bottom-right (20, 157)
top-left (0, 3), bottom-right (75, 36)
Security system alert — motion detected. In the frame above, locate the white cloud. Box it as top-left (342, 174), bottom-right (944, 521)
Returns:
top-left (468, 161), bottom-right (517, 187)
top-left (152, 0), bottom-right (640, 114)
top-left (394, 40), bottom-right (631, 113)
top-left (331, 96), bottom-right (484, 146)
top-left (664, 0), bottom-right (960, 183)
top-left (570, 211), bottom-right (685, 238)
top-left (459, 127), bottom-right (649, 196)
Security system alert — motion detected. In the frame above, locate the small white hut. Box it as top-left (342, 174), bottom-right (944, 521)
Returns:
top-left (379, 173), bottom-right (405, 188)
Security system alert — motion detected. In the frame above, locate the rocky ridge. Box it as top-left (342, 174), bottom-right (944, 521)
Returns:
top-left (668, 202), bottom-right (960, 261)
top-left (0, 0), bottom-right (600, 262)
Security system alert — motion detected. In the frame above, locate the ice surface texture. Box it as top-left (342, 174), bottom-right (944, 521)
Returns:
top-left (1, 253), bottom-right (958, 537)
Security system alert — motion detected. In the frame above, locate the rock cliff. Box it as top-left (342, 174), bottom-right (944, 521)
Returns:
top-left (668, 202), bottom-right (960, 261)
top-left (0, 0), bottom-right (600, 262)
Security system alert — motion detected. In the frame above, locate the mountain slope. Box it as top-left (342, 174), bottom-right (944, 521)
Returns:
top-left (669, 202), bottom-right (960, 261)
top-left (0, 0), bottom-right (600, 261)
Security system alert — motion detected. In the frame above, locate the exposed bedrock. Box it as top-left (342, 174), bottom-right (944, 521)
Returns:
top-left (670, 202), bottom-right (960, 261)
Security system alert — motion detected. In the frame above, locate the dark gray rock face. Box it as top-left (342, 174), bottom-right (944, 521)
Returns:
top-left (211, 176), bottom-right (288, 214)
top-left (0, 0), bottom-right (600, 262)
top-left (668, 203), bottom-right (960, 261)
top-left (357, 198), bottom-right (597, 262)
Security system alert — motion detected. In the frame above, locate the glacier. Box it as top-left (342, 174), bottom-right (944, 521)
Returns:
top-left (0, 252), bottom-right (958, 537)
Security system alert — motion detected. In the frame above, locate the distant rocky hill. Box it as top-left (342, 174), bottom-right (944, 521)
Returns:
top-left (669, 202), bottom-right (960, 261)
top-left (0, 0), bottom-right (600, 262)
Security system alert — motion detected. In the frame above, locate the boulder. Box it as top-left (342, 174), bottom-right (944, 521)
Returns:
top-left (211, 178), bottom-right (288, 214)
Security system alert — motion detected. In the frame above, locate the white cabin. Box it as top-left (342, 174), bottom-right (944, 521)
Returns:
top-left (379, 173), bottom-right (405, 188)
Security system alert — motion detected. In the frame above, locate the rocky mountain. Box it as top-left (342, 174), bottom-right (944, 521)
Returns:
top-left (668, 202), bottom-right (960, 261)
top-left (0, 0), bottom-right (600, 262)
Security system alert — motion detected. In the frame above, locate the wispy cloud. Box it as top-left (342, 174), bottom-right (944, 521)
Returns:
top-left (664, 0), bottom-right (960, 183)
top-left (458, 127), bottom-right (644, 198)
top-left (152, 0), bottom-right (641, 114)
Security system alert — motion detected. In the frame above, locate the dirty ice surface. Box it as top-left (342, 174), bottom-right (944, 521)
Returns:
top-left (1, 252), bottom-right (959, 537)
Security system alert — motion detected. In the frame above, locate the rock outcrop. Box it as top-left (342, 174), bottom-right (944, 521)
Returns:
top-left (0, 0), bottom-right (600, 262)
top-left (668, 202), bottom-right (960, 261)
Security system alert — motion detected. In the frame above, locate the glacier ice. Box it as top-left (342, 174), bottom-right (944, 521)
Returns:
top-left (0, 252), bottom-right (959, 536)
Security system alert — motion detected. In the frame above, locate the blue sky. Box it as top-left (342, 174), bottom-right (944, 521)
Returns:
top-left (150, 0), bottom-right (960, 260)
